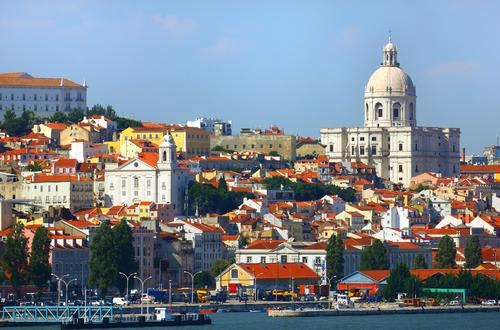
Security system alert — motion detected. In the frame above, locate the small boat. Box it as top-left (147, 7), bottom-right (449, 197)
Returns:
top-left (216, 309), bottom-right (229, 313)
top-left (199, 308), bottom-right (218, 314)
top-left (249, 309), bottom-right (264, 313)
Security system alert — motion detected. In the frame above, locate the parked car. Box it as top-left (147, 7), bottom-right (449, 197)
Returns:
top-left (113, 297), bottom-right (130, 306)
top-left (448, 300), bottom-right (460, 306)
top-left (481, 299), bottom-right (496, 305)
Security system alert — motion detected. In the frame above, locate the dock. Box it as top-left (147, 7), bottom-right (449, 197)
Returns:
top-left (267, 305), bottom-right (500, 317)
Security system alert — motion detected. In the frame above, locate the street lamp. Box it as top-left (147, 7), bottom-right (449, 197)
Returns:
top-left (51, 273), bottom-right (69, 306)
top-left (119, 272), bottom-right (137, 301)
top-left (60, 278), bottom-right (78, 306)
top-left (253, 272), bottom-right (264, 301)
top-left (327, 275), bottom-right (337, 291)
top-left (184, 271), bottom-right (202, 304)
top-left (134, 275), bottom-right (152, 316)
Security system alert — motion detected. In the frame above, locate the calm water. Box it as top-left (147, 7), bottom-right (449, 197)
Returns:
top-left (7, 312), bottom-right (500, 330)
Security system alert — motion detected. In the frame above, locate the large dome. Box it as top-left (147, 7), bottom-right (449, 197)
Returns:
top-left (365, 66), bottom-right (415, 97)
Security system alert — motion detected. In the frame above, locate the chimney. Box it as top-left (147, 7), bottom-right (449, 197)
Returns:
top-left (462, 147), bottom-right (466, 162)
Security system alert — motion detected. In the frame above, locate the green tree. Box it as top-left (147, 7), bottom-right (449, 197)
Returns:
top-left (435, 235), bottom-right (456, 268)
top-left (413, 254), bottom-right (428, 269)
top-left (0, 223), bottom-right (29, 296)
top-left (67, 109), bottom-right (85, 123)
top-left (89, 221), bottom-right (117, 296)
top-left (360, 240), bottom-right (388, 270)
top-left (25, 162), bottom-right (42, 172)
top-left (193, 271), bottom-right (214, 288)
top-left (217, 177), bottom-right (228, 192)
top-left (210, 259), bottom-right (233, 278)
top-left (383, 262), bottom-right (421, 300)
top-left (28, 226), bottom-right (51, 294)
top-left (464, 236), bottom-right (482, 269)
top-left (326, 234), bottom-right (344, 283)
top-left (112, 219), bottom-right (138, 295)
top-left (211, 145), bottom-right (234, 153)
top-left (49, 111), bottom-right (68, 123)
top-left (187, 182), bottom-right (253, 215)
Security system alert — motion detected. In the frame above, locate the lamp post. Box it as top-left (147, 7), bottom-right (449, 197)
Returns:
top-left (51, 273), bottom-right (69, 306)
top-left (134, 275), bottom-right (152, 316)
top-left (119, 272), bottom-right (137, 301)
top-left (327, 275), bottom-right (337, 292)
top-left (60, 278), bottom-right (78, 306)
top-left (184, 271), bottom-right (202, 304)
top-left (253, 272), bottom-right (264, 301)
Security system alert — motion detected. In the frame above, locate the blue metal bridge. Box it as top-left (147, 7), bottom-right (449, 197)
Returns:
top-left (2, 306), bottom-right (118, 323)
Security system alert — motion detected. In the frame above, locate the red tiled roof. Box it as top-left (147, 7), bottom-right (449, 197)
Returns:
top-left (0, 74), bottom-right (83, 88)
top-left (31, 174), bottom-right (92, 182)
top-left (245, 239), bottom-right (286, 249)
top-left (238, 263), bottom-right (319, 279)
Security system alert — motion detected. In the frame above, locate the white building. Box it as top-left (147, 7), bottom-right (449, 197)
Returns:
top-left (104, 133), bottom-right (192, 215)
top-left (170, 220), bottom-right (224, 273)
top-left (22, 174), bottom-right (94, 212)
top-left (69, 141), bottom-right (108, 163)
top-left (235, 240), bottom-right (327, 283)
top-left (186, 117), bottom-right (232, 135)
top-left (320, 37), bottom-right (460, 185)
top-left (0, 72), bottom-right (87, 117)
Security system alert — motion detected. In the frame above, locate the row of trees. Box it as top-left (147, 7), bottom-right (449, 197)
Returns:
top-left (261, 176), bottom-right (356, 202)
top-left (0, 223), bottom-right (51, 296)
top-left (383, 262), bottom-right (500, 300)
top-left (0, 104), bottom-right (141, 137)
top-left (89, 219), bottom-right (138, 295)
top-left (325, 234), bottom-right (484, 286)
top-left (187, 179), bottom-right (254, 215)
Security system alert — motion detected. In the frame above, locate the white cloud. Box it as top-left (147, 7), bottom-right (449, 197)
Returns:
top-left (426, 61), bottom-right (476, 77)
top-left (202, 38), bottom-right (241, 58)
top-left (153, 15), bottom-right (197, 39)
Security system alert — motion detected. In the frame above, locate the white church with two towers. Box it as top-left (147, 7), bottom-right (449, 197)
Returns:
top-left (320, 37), bottom-right (460, 185)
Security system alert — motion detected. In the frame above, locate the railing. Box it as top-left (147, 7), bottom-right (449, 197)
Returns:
top-left (2, 305), bottom-right (117, 323)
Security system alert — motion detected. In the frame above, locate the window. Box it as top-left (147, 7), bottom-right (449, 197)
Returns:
top-left (280, 255), bottom-right (288, 263)
top-left (415, 143), bottom-right (418, 151)
top-left (415, 164), bottom-right (419, 173)
top-left (10, 94), bottom-right (14, 100)
top-left (45, 94), bottom-right (48, 101)
top-left (360, 146), bottom-right (365, 155)
top-left (302, 257), bottom-right (308, 263)
top-left (329, 145), bottom-right (334, 152)
top-left (409, 103), bottom-right (414, 120)
top-left (109, 183), bottom-right (114, 191)
top-left (231, 269), bottom-right (238, 279)
top-left (360, 137), bottom-right (365, 141)
top-left (371, 136), bottom-right (376, 142)
top-left (121, 179), bottom-right (126, 189)
top-left (246, 256), bottom-right (252, 263)
top-left (399, 143), bottom-right (403, 151)
top-left (371, 145), bottom-right (377, 155)
top-left (34, 94), bottom-right (37, 101)
top-left (375, 103), bottom-right (383, 117)
top-left (260, 257), bottom-right (266, 263)
top-left (398, 165), bottom-right (403, 172)
top-left (452, 144), bottom-right (456, 152)
top-left (269, 144), bottom-right (273, 148)
top-left (22, 94), bottom-right (25, 101)
top-left (351, 146), bottom-right (355, 155)
top-left (56, 95), bottom-right (59, 101)
top-left (133, 177), bottom-right (139, 189)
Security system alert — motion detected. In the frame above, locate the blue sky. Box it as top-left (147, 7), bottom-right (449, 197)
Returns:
top-left (1, 0), bottom-right (499, 153)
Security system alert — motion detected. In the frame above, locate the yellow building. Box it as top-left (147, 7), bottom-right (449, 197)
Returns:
top-left (170, 126), bottom-right (210, 158)
top-left (118, 125), bottom-right (210, 158)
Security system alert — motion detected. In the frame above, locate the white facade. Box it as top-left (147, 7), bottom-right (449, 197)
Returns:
top-left (186, 117), bottom-right (232, 135)
top-left (235, 242), bottom-right (327, 283)
top-left (104, 133), bottom-right (192, 215)
top-left (320, 38), bottom-right (460, 185)
top-left (21, 175), bottom-right (94, 212)
top-left (0, 72), bottom-right (87, 117)
top-left (69, 141), bottom-right (108, 163)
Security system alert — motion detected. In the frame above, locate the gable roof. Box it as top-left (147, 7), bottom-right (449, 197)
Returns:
top-left (237, 263), bottom-right (319, 279)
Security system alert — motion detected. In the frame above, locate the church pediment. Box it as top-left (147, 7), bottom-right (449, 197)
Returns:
top-left (118, 158), bottom-right (156, 171)
top-left (270, 243), bottom-right (300, 254)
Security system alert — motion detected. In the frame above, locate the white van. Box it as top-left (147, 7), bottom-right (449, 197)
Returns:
top-left (113, 297), bottom-right (129, 306)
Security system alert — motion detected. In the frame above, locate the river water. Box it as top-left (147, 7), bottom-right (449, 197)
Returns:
top-left (6, 312), bottom-right (499, 329)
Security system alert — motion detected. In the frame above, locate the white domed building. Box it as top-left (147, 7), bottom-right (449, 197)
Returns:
top-left (320, 37), bottom-right (460, 185)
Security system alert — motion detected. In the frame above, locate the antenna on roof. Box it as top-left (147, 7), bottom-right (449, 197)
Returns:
top-left (60, 78), bottom-right (64, 87)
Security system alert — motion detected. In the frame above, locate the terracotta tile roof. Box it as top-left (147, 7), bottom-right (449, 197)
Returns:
top-left (238, 263), bottom-right (319, 279)
top-left (31, 174), bottom-right (92, 182)
top-left (0, 74), bottom-right (83, 88)
top-left (245, 239), bottom-right (286, 249)
top-left (44, 123), bottom-right (69, 130)
top-left (54, 158), bottom-right (78, 167)
top-left (359, 270), bottom-right (390, 282)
